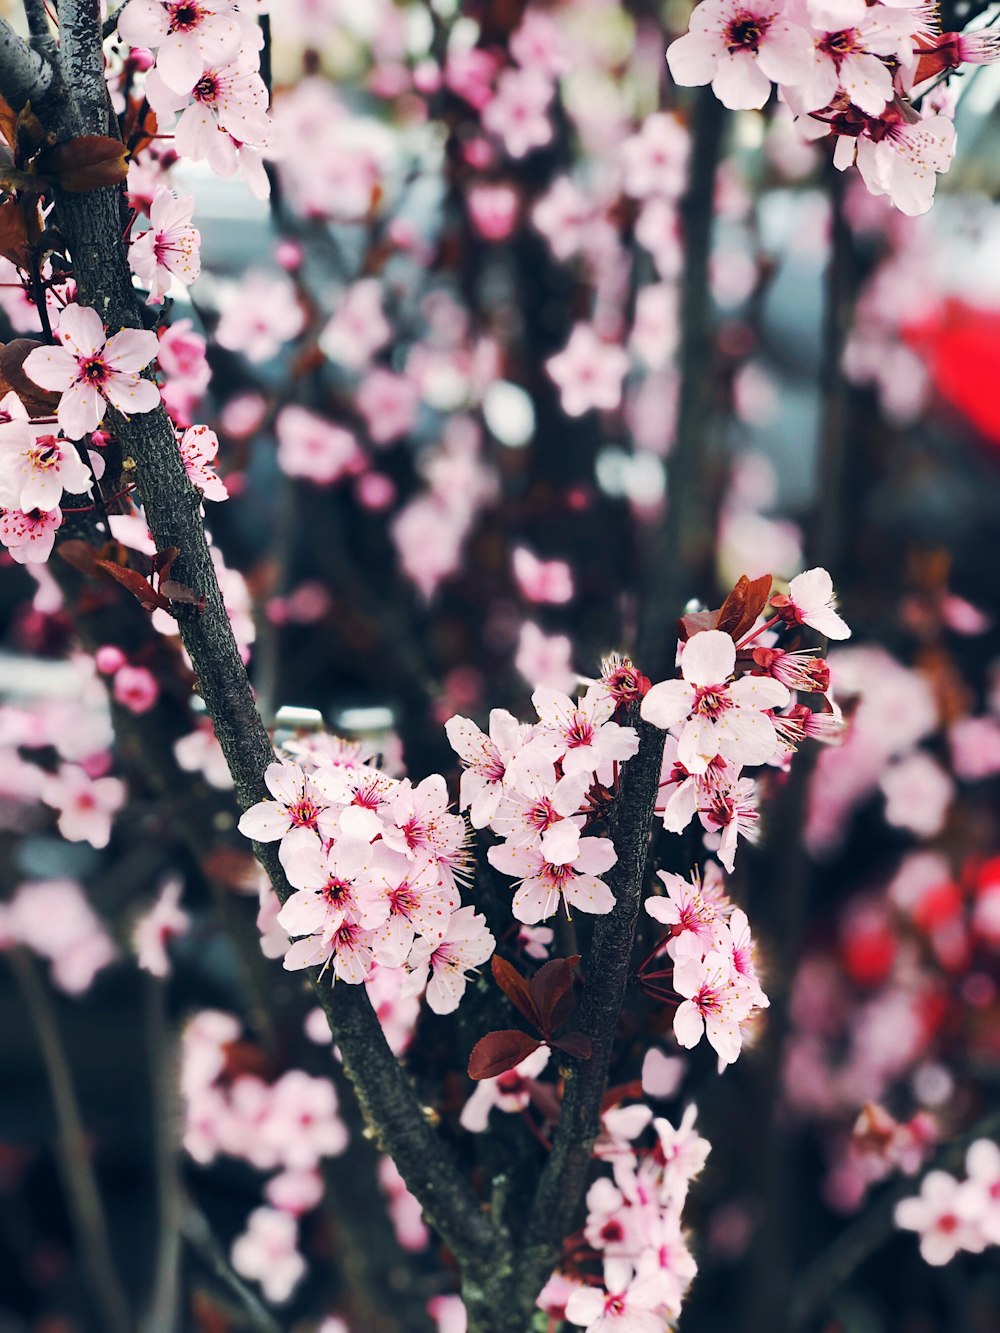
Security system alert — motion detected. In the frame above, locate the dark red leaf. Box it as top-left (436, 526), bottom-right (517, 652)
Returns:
top-left (549, 1031), bottom-right (592, 1061)
top-left (152, 545), bottom-right (179, 578)
top-left (717, 573), bottom-right (773, 641)
top-left (529, 955), bottom-right (581, 1037)
top-left (94, 559), bottom-right (170, 611)
top-left (159, 578), bottom-right (205, 610)
top-left (677, 609), bottom-right (719, 642)
top-left (491, 955), bottom-right (542, 1031)
top-left (56, 539), bottom-right (101, 576)
top-left (38, 135), bottom-right (129, 192)
top-left (468, 1029), bottom-right (542, 1081)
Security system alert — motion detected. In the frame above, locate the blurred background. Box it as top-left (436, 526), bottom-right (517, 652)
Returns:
top-left (2, 0), bottom-right (1000, 1329)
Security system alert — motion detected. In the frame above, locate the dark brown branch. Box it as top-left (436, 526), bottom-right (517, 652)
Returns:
top-left (508, 712), bottom-right (666, 1328)
top-left (0, 15), bottom-right (68, 129)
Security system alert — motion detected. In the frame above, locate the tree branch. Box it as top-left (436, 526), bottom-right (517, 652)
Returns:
top-left (181, 1203), bottom-right (284, 1333)
top-left (0, 16), bottom-right (67, 129)
top-left (511, 713), bottom-right (666, 1323)
top-left (24, 0), bottom-right (58, 61)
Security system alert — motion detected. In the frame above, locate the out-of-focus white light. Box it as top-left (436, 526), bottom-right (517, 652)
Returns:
top-left (484, 382), bottom-right (535, 447)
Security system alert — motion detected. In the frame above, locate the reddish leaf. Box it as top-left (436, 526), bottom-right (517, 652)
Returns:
top-left (0, 96), bottom-right (16, 152)
top-left (200, 848), bottom-right (260, 892)
top-left (468, 1029), bottom-right (542, 1081)
top-left (0, 200), bottom-right (29, 266)
top-left (549, 1031), bottom-right (592, 1061)
top-left (94, 559), bottom-right (170, 611)
top-left (677, 609), bottom-right (719, 642)
top-left (38, 135), bottom-right (129, 192)
top-left (152, 545), bottom-right (179, 578)
top-left (0, 339), bottom-right (61, 417)
top-left (717, 573), bottom-right (773, 641)
top-left (530, 955), bottom-right (581, 1037)
top-left (159, 578), bottom-right (205, 610)
top-left (491, 955), bottom-right (542, 1030)
top-left (56, 539), bottom-right (102, 576)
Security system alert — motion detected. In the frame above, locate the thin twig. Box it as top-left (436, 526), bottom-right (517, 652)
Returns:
top-left (7, 948), bottom-right (132, 1333)
top-left (140, 975), bottom-right (182, 1333)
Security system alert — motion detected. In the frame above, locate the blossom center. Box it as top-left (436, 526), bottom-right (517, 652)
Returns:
top-left (820, 28), bottom-right (860, 58)
top-left (725, 14), bottom-right (768, 52)
top-left (323, 876), bottom-right (352, 905)
top-left (169, 3), bottom-right (202, 32)
top-left (694, 685), bottom-right (732, 719)
top-left (80, 356), bottom-right (110, 386)
top-left (28, 439), bottom-right (60, 471)
top-left (194, 73), bottom-right (219, 104)
top-left (288, 797), bottom-right (320, 828)
top-left (565, 715), bottom-right (595, 748)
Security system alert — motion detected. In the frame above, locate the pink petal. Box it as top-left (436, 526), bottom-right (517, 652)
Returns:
top-left (21, 345), bottom-right (77, 393)
top-left (56, 303), bottom-right (106, 358)
top-left (640, 679), bottom-right (695, 730)
top-left (104, 327), bottom-right (159, 373)
top-left (58, 382), bottom-right (105, 438)
top-left (680, 630), bottom-right (736, 686)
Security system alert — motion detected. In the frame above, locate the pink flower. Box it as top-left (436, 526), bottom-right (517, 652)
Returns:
top-left (404, 905), bottom-right (495, 1014)
top-left (319, 279), bottom-right (391, 370)
top-left (672, 951), bottom-right (755, 1064)
top-left (467, 183), bottom-right (520, 241)
top-left (547, 324), bottom-right (629, 417)
top-left (230, 1207), bottom-right (305, 1304)
top-left (128, 187), bottom-right (201, 305)
top-left (565, 1259), bottom-right (667, 1332)
top-left (641, 630), bottom-right (789, 774)
top-left (215, 272), bottom-right (305, 364)
top-left (134, 877), bottom-right (190, 977)
top-left (0, 506), bottom-right (62, 564)
top-left (0, 421), bottom-right (92, 512)
top-left (366, 846), bottom-right (459, 968)
top-left (512, 547), bottom-right (574, 603)
top-left (530, 683), bottom-right (640, 788)
top-left (379, 1155), bottom-right (430, 1251)
top-left (667, 0), bottom-right (813, 110)
top-left (145, 47), bottom-right (270, 161)
top-left (771, 566), bottom-right (851, 638)
top-left (697, 766), bottom-right (760, 872)
top-left (276, 406), bottom-right (363, 485)
top-left (237, 760), bottom-right (339, 843)
top-left (117, 0), bottom-right (246, 94)
top-left (41, 765), bottom-right (125, 849)
top-left (113, 664), bottom-right (159, 713)
top-left (23, 304), bottom-right (160, 439)
top-left (645, 870), bottom-right (723, 955)
top-left (622, 114), bottom-right (689, 199)
top-left (895, 1170), bottom-right (985, 1264)
top-left (488, 835), bottom-right (617, 924)
top-left (515, 621), bottom-right (577, 694)
top-left (355, 369), bottom-right (420, 446)
top-left (834, 112), bottom-right (956, 217)
top-left (459, 1045), bottom-right (550, 1132)
top-left (179, 423), bottom-right (227, 500)
top-left (8, 878), bottom-right (117, 994)
top-left (958, 1139), bottom-right (1000, 1246)
top-left (792, 14), bottom-right (897, 116)
top-left (444, 707), bottom-right (534, 828)
top-left (482, 68), bottom-right (555, 159)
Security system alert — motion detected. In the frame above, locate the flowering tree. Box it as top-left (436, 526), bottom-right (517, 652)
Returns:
top-left (0, 2), bottom-right (999, 1332)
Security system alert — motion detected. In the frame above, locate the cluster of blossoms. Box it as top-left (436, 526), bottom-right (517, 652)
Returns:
top-left (539, 1103), bottom-right (710, 1331)
top-left (645, 567), bottom-right (847, 873)
top-left (667, 0), bottom-right (1000, 214)
top-left (896, 1139), bottom-right (1000, 1266)
top-left (238, 749), bottom-right (495, 1013)
top-left (641, 869), bottom-right (770, 1065)
top-left (448, 681), bottom-right (640, 925)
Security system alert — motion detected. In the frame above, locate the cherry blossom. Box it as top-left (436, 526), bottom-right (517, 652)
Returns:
top-left (445, 708), bottom-right (534, 828)
top-left (237, 760), bottom-right (339, 844)
top-left (460, 1046), bottom-right (551, 1132)
top-left (833, 112), bottom-right (956, 216)
top-left (178, 423), bottom-right (228, 500)
top-left (276, 406), bottom-right (363, 485)
top-left (667, 0), bottom-right (813, 110)
top-left (621, 114), bottom-right (689, 200)
top-left (512, 547), bottom-right (574, 604)
top-left (404, 905), bottom-right (495, 1014)
top-left (134, 878), bottom-right (191, 977)
top-left (771, 566), bottom-right (851, 638)
top-left (117, 0), bottom-right (247, 95)
top-left (320, 279), bottom-right (391, 371)
top-left (482, 68), bottom-right (555, 159)
top-left (641, 630), bottom-right (789, 774)
top-left (547, 324), bottom-right (630, 417)
top-left (530, 683), bottom-right (640, 789)
top-left (0, 422), bottom-right (92, 513)
top-left (128, 187), bottom-right (201, 305)
top-left (672, 949), bottom-right (756, 1064)
top-left (488, 835), bottom-right (617, 923)
top-left (895, 1170), bottom-right (986, 1264)
top-left (230, 1207), bottom-right (306, 1304)
top-left (23, 304), bottom-right (160, 439)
